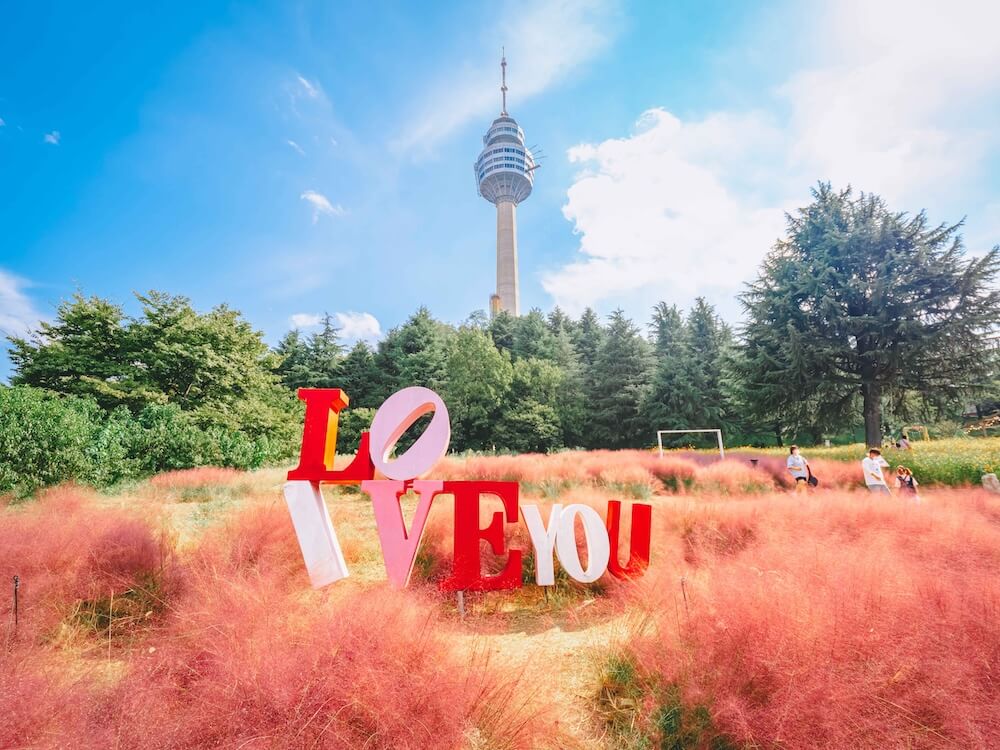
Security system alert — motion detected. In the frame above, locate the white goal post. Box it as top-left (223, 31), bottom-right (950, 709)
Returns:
top-left (657, 429), bottom-right (725, 460)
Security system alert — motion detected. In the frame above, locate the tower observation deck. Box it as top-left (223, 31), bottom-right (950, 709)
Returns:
top-left (475, 53), bottom-right (537, 316)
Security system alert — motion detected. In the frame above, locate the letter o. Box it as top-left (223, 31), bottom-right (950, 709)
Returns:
top-left (555, 504), bottom-right (611, 583)
top-left (369, 386), bottom-right (451, 481)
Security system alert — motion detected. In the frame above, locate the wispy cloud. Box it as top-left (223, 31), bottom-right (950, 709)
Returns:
top-left (286, 139), bottom-right (305, 155)
top-left (300, 190), bottom-right (345, 223)
top-left (392, 0), bottom-right (619, 155)
top-left (287, 311), bottom-right (382, 343)
top-left (0, 269), bottom-right (44, 339)
top-left (544, 0), bottom-right (1000, 316)
top-left (289, 313), bottom-right (322, 328)
top-left (43, 130), bottom-right (60, 145)
top-left (333, 311), bottom-right (381, 343)
top-left (283, 72), bottom-right (329, 120)
top-left (0, 117), bottom-right (5, 127)
top-left (296, 74), bottom-right (321, 100)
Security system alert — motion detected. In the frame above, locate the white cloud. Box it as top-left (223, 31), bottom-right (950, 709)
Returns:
top-left (0, 117), bottom-right (5, 127)
top-left (393, 0), bottom-right (618, 154)
top-left (43, 130), bottom-right (60, 145)
top-left (296, 74), bottom-right (321, 99)
top-left (545, 0), bottom-right (1000, 315)
top-left (286, 139), bottom-right (305, 155)
top-left (0, 269), bottom-right (44, 339)
top-left (781, 0), bottom-right (1000, 204)
top-left (543, 109), bottom-right (789, 315)
top-left (300, 190), bottom-right (345, 223)
top-left (334, 311), bottom-right (381, 343)
top-left (287, 311), bottom-right (382, 343)
top-left (289, 313), bottom-right (322, 328)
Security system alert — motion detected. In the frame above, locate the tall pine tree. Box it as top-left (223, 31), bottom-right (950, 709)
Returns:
top-left (590, 309), bottom-right (651, 448)
top-left (741, 183), bottom-right (1000, 446)
top-left (642, 302), bottom-right (696, 438)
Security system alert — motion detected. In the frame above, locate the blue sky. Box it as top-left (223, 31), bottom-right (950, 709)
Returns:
top-left (2, 1), bottom-right (999, 379)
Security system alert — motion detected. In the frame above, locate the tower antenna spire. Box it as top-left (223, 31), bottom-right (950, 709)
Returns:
top-left (500, 48), bottom-right (508, 116)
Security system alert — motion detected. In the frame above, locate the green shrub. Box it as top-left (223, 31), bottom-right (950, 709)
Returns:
top-left (0, 386), bottom-right (102, 497)
top-left (0, 385), bottom-right (297, 498)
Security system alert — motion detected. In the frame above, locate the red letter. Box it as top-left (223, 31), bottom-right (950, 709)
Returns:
top-left (605, 501), bottom-right (652, 579)
top-left (440, 481), bottom-right (522, 592)
top-left (287, 388), bottom-right (374, 484)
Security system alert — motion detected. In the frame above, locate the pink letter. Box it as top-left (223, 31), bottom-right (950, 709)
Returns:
top-left (362, 479), bottom-right (444, 588)
top-left (368, 386), bottom-right (450, 481)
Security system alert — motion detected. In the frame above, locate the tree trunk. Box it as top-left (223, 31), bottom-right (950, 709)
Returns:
top-left (773, 423), bottom-right (783, 447)
top-left (861, 380), bottom-right (882, 448)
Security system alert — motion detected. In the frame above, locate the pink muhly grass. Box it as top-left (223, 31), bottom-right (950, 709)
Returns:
top-left (0, 486), bottom-right (166, 640)
top-left (148, 466), bottom-right (246, 489)
top-left (694, 460), bottom-right (776, 494)
top-left (622, 489), bottom-right (1000, 748)
top-left (0, 653), bottom-right (90, 748)
top-left (92, 582), bottom-right (553, 749)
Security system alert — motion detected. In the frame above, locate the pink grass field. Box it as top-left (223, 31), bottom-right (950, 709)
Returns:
top-left (2, 453), bottom-right (999, 748)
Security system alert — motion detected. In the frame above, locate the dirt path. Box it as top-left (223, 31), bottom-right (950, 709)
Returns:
top-left (452, 603), bottom-right (632, 750)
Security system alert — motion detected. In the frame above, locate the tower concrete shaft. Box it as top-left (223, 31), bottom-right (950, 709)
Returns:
top-left (475, 54), bottom-right (536, 318)
top-left (495, 200), bottom-right (519, 315)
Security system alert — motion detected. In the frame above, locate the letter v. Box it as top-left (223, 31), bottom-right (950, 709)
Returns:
top-left (362, 479), bottom-right (444, 588)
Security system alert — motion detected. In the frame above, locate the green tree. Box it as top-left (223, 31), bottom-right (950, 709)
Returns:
top-left (375, 307), bottom-right (450, 398)
top-left (274, 329), bottom-right (313, 390)
top-left (489, 310), bottom-right (516, 356)
top-left (511, 309), bottom-right (558, 361)
top-left (442, 327), bottom-right (513, 450)
top-left (571, 307), bottom-right (607, 447)
top-left (590, 309), bottom-right (651, 448)
top-left (339, 341), bottom-right (381, 408)
top-left (301, 314), bottom-right (344, 388)
top-left (494, 358), bottom-right (564, 452)
top-left (572, 307), bottom-right (605, 370)
top-left (550, 323), bottom-right (588, 448)
top-left (642, 302), bottom-right (696, 437)
top-left (741, 183), bottom-right (1000, 446)
top-left (547, 306), bottom-right (575, 338)
top-left (683, 298), bottom-right (732, 430)
top-left (9, 290), bottom-right (297, 446)
top-left (8, 293), bottom-right (144, 409)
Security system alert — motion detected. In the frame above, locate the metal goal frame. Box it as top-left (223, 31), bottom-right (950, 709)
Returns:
top-left (657, 429), bottom-right (725, 460)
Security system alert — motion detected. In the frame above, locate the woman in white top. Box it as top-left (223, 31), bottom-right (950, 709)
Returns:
top-left (786, 445), bottom-right (810, 493)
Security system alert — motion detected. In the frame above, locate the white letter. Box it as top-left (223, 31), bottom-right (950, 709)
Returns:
top-left (283, 480), bottom-right (349, 588)
top-left (556, 504), bottom-right (611, 583)
top-left (521, 504), bottom-right (562, 586)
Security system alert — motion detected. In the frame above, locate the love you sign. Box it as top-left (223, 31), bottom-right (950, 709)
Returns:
top-left (283, 387), bottom-right (653, 591)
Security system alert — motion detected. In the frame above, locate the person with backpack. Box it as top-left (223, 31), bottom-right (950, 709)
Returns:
top-left (895, 466), bottom-right (920, 500)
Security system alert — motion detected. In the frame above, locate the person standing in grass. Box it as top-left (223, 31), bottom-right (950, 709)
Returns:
top-left (786, 445), bottom-right (810, 493)
top-left (895, 466), bottom-right (920, 500)
top-left (862, 448), bottom-right (891, 494)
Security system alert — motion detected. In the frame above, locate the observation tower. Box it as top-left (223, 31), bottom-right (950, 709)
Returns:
top-left (475, 53), bottom-right (537, 316)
